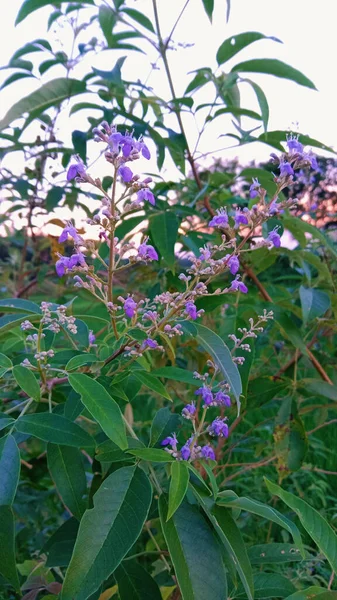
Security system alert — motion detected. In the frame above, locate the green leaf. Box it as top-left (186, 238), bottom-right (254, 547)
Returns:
top-left (45, 186), bottom-right (64, 211)
top-left (0, 78), bottom-right (86, 131)
top-left (93, 56), bottom-right (126, 86)
top-left (217, 495), bottom-right (304, 554)
top-left (72, 130), bottom-right (87, 162)
top-left (47, 444), bottom-right (87, 520)
top-left (122, 8), bottom-right (155, 32)
top-left (61, 466), bottom-right (152, 600)
top-left (159, 496), bottom-right (227, 600)
top-left (299, 286), bottom-right (330, 326)
top-left (115, 561), bottom-right (162, 600)
top-left (274, 397), bottom-right (308, 474)
top-left (66, 354), bottom-right (99, 371)
top-left (16, 0), bottom-right (94, 25)
top-left (68, 374), bottom-right (127, 450)
top-left (150, 407), bottom-right (181, 448)
top-left (151, 367), bottom-right (200, 387)
top-left (299, 379), bottom-right (337, 401)
top-left (0, 352), bottom-right (12, 371)
top-left (0, 298), bottom-right (41, 314)
top-left (13, 365), bottom-right (40, 401)
top-left (0, 506), bottom-right (20, 590)
top-left (98, 5), bottom-right (116, 47)
top-left (273, 309), bottom-right (308, 355)
top-left (285, 589), bottom-right (337, 600)
top-left (194, 494), bottom-right (254, 600)
top-left (167, 461), bottom-right (189, 520)
top-left (231, 58), bottom-right (316, 89)
top-left (217, 31), bottom-right (282, 65)
top-left (0, 418), bottom-right (15, 432)
top-left (183, 322), bottom-right (242, 405)
top-left (0, 435), bottom-right (20, 505)
top-left (243, 79), bottom-right (269, 131)
top-left (201, 0), bottom-right (214, 22)
top-left (127, 448), bottom-right (175, 462)
top-left (149, 211), bottom-right (179, 272)
top-left (248, 543), bottom-right (307, 564)
top-left (133, 370), bottom-right (172, 401)
top-left (235, 573), bottom-right (296, 598)
top-left (259, 131), bottom-right (335, 155)
top-left (96, 439), bottom-right (134, 463)
top-left (15, 413), bottom-right (94, 448)
top-left (265, 479), bottom-right (337, 573)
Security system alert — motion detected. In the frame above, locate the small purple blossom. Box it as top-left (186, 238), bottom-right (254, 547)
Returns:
top-left (201, 445), bottom-right (216, 460)
top-left (141, 338), bottom-right (158, 350)
top-left (185, 301), bottom-right (197, 320)
top-left (208, 417), bottom-right (229, 438)
top-left (227, 255), bottom-right (240, 275)
top-left (234, 210), bottom-right (249, 228)
top-left (214, 391), bottom-right (231, 407)
top-left (182, 402), bottom-right (197, 419)
top-left (67, 162), bottom-right (86, 182)
top-left (268, 229), bottom-right (281, 248)
top-left (279, 162), bottom-right (294, 177)
top-left (286, 135), bottom-right (303, 154)
top-left (124, 297), bottom-right (137, 318)
top-left (59, 224), bottom-right (82, 244)
top-left (55, 252), bottom-right (86, 277)
top-left (305, 152), bottom-right (318, 170)
top-left (136, 188), bottom-right (155, 206)
top-left (249, 178), bottom-right (260, 199)
top-left (230, 276), bottom-right (248, 294)
top-left (119, 165), bottom-right (133, 183)
top-left (180, 443), bottom-right (191, 461)
top-left (88, 330), bottom-right (96, 345)
top-left (161, 433), bottom-right (178, 451)
top-left (199, 246), bottom-right (211, 261)
top-left (269, 199), bottom-right (283, 215)
top-left (209, 208), bottom-right (228, 228)
top-left (195, 386), bottom-right (213, 407)
top-left (136, 139), bottom-right (151, 160)
top-left (138, 242), bottom-right (158, 261)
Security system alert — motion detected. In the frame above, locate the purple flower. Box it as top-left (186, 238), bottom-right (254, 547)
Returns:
top-left (287, 135), bottom-right (303, 154)
top-left (208, 417), bottom-right (229, 438)
top-left (121, 133), bottom-right (134, 158)
top-left (136, 139), bottom-right (151, 160)
top-left (55, 256), bottom-right (70, 277)
top-left (230, 276), bottom-right (248, 294)
top-left (68, 252), bottom-right (86, 269)
top-left (234, 210), bottom-right (249, 228)
top-left (67, 162), bottom-right (86, 181)
top-left (182, 402), bottom-right (196, 419)
top-left (214, 391), bottom-right (231, 407)
top-left (200, 246), bottom-right (211, 261)
top-left (181, 443), bottom-right (191, 461)
top-left (138, 242), bottom-right (158, 261)
top-left (227, 255), bottom-right (240, 275)
top-left (279, 162), bottom-right (294, 177)
top-left (108, 131), bottom-right (125, 153)
top-left (59, 224), bottom-right (82, 244)
top-left (136, 188), bottom-right (155, 206)
top-left (201, 445), bottom-right (216, 460)
top-left (119, 165), bottom-right (133, 183)
top-left (185, 301), bottom-right (197, 320)
top-left (161, 433), bottom-right (178, 451)
top-left (89, 330), bottom-right (96, 345)
top-left (249, 178), bottom-right (260, 199)
top-left (269, 199), bottom-right (283, 215)
top-left (124, 297), bottom-right (137, 318)
top-left (304, 152), bottom-right (318, 170)
top-left (268, 229), bottom-right (281, 248)
top-left (141, 338), bottom-right (158, 350)
top-left (195, 385), bottom-right (213, 407)
top-left (209, 208), bottom-right (228, 228)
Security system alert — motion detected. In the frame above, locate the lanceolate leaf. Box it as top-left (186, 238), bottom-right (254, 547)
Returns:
top-left (0, 78), bottom-right (86, 131)
top-left (217, 495), bottom-right (304, 554)
top-left (16, 0), bottom-right (94, 25)
top-left (248, 543), bottom-right (309, 564)
top-left (167, 461), bottom-right (189, 520)
top-left (231, 58), bottom-right (316, 89)
top-left (0, 506), bottom-right (20, 590)
top-left (127, 448), bottom-right (175, 462)
top-left (159, 496), bottom-right (227, 600)
top-left (284, 589), bottom-right (337, 600)
top-left (150, 406), bottom-right (181, 447)
top-left (115, 561), bottom-right (162, 600)
top-left (235, 573), bottom-right (295, 598)
top-left (68, 373), bottom-right (127, 450)
top-left (47, 444), bottom-right (87, 520)
top-left (149, 211), bottom-right (179, 272)
top-left (0, 435), bottom-right (20, 505)
top-left (265, 479), bottom-right (337, 573)
top-left (13, 365), bottom-right (40, 401)
top-left (61, 466), bottom-right (152, 600)
top-left (15, 413), bottom-right (94, 448)
top-left (201, 0), bottom-right (214, 22)
top-left (217, 31), bottom-right (282, 66)
top-left (299, 286), bottom-right (330, 325)
top-left (133, 370), bottom-right (172, 401)
top-left (183, 322), bottom-right (242, 405)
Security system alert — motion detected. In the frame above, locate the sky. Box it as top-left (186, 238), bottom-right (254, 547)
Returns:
top-left (0, 0), bottom-right (336, 231)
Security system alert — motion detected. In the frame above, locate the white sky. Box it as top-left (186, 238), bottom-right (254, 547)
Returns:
top-left (0, 0), bottom-right (336, 232)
